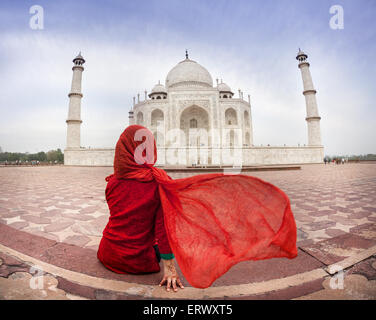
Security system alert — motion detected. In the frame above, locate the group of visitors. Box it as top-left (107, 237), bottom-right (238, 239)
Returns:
top-left (2, 160), bottom-right (59, 166)
top-left (324, 157), bottom-right (348, 165)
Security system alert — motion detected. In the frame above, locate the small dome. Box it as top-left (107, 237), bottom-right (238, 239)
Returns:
top-left (151, 82), bottom-right (167, 94)
top-left (296, 48), bottom-right (308, 60)
top-left (166, 58), bottom-right (213, 89)
top-left (217, 82), bottom-right (232, 93)
top-left (73, 52), bottom-right (85, 63)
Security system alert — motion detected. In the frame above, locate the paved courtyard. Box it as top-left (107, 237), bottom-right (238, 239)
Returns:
top-left (0, 163), bottom-right (376, 299)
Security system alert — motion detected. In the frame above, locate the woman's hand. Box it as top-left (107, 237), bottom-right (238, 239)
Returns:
top-left (159, 259), bottom-right (184, 292)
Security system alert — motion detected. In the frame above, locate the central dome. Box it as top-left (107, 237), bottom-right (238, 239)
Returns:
top-left (165, 58), bottom-right (213, 89)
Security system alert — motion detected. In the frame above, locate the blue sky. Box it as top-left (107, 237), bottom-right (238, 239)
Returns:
top-left (0, 0), bottom-right (375, 155)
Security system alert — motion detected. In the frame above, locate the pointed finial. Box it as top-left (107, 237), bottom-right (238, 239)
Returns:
top-left (185, 49), bottom-right (188, 59)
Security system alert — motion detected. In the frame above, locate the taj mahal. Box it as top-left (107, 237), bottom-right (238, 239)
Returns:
top-left (64, 50), bottom-right (324, 167)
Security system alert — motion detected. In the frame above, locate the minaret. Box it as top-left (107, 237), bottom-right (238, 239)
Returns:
top-left (128, 106), bottom-right (134, 125)
top-left (248, 94), bottom-right (254, 146)
top-left (66, 53), bottom-right (85, 149)
top-left (296, 49), bottom-right (322, 146)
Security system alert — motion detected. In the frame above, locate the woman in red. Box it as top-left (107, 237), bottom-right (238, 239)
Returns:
top-left (98, 125), bottom-right (298, 291)
top-left (98, 171), bottom-right (183, 291)
top-left (97, 127), bottom-right (183, 292)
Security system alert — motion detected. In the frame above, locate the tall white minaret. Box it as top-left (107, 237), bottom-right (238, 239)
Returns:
top-left (296, 49), bottom-right (322, 146)
top-left (248, 94), bottom-right (254, 146)
top-left (128, 97), bottom-right (135, 125)
top-left (128, 107), bottom-right (134, 125)
top-left (66, 53), bottom-right (85, 149)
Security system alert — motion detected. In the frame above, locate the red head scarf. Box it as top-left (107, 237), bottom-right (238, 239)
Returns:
top-left (107, 125), bottom-right (298, 288)
top-left (112, 125), bottom-right (158, 181)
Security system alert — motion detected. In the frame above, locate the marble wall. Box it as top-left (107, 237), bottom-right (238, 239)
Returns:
top-left (64, 146), bottom-right (324, 166)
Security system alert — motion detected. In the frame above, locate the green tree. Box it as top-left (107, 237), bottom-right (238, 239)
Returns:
top-left (46, 149), bottom-right (64, 162)
top-left (36, 151), bottom-right (47, 162)
top-left (56, 148), bottom-right (64, 162)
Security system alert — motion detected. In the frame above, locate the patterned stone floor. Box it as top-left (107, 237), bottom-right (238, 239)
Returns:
top-left (1, 164), bottom-right (375, 253)
top-left (1, 163), bottom-right (376, 300)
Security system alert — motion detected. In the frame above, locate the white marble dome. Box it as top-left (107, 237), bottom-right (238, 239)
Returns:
top-left (151, 82), bottom-right (167, 93)
top-left (165, 58), bottom-right (213, 89)
top-left (217, 82), bottom-right (232, 92)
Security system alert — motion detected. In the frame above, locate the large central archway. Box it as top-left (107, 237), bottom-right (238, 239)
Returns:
top-left (179, 105), bottom-right (210, 165)
top-left (180, 105), bottom-right (209, 147)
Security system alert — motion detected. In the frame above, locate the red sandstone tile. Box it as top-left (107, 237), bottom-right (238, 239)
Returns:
top-left (346, 257), bottom-right (376, 280)
top-left (55, 204), bottom-right (82, 210)
top-left (0, 264), bottom-right (30, 278)
top-left (56, 276), bottom-right (96, 299)
top-left (311, 210), bottom-right (337, 216)
top-left (349, 223), bottom-right (376, 240)
top-left (297, 239), bottom-right (314, 247)
top-left (325, 228), bottom-right (348, 237)
top-left (295, 215), bottom-right (315, 223)
top-left (223, 278), bottom-right (324, 300)
top-left (0, 223), bottom-right (57, 258)
top-left (38, 242), bottom-right (164, 285)
top-left (61, 213), bottom-right (93, 221)
top-left (85, 244), bottom-right (99, 251)
top-left (211, 249), bottom-right (324, 286)
top-left (348, 211), bottom-right (372, 219)
top-left (64, 235), bottom-right (91, 247)
top-left (0, 207), bottom-right (10, 214)
top-left (0, 252), bottom-right (26, 266)
top-left (297, 204), bottom-right (318, 211)
top-left (328, 216), bottom-right (357, 226)
top-left (79, 207), bottom-right (98, 214)
top-left (300, 233), bottom-right (376, 265)
top-left (8, 221), bottom-right (29, 229)
top-left (90, 215), bottom-right (108, 226)
top-left (307, 220), bottom-right (336, 231)
top-left (30, 230), bottom-right (60, 242)
top-left (44, 221), bottom-right (74, 232)
top-left (22, 215), bottom-right (51, 224)
top-left (40, 209), bottom-right (62, 217)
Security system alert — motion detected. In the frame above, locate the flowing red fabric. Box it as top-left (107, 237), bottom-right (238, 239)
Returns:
top-left (108, 125), bottom-right (298, 288)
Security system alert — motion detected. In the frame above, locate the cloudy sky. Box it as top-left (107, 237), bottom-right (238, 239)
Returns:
top-left (0, 0), bottom-right (375, 156)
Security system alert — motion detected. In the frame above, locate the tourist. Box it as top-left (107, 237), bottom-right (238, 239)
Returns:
top-left (97, 125), bottom-right (297, 290)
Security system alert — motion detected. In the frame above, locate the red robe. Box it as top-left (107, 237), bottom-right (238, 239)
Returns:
top-left (97, 177), bottom-right (172, 274)
top-left (97, 125), bottom-right (298, 288)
